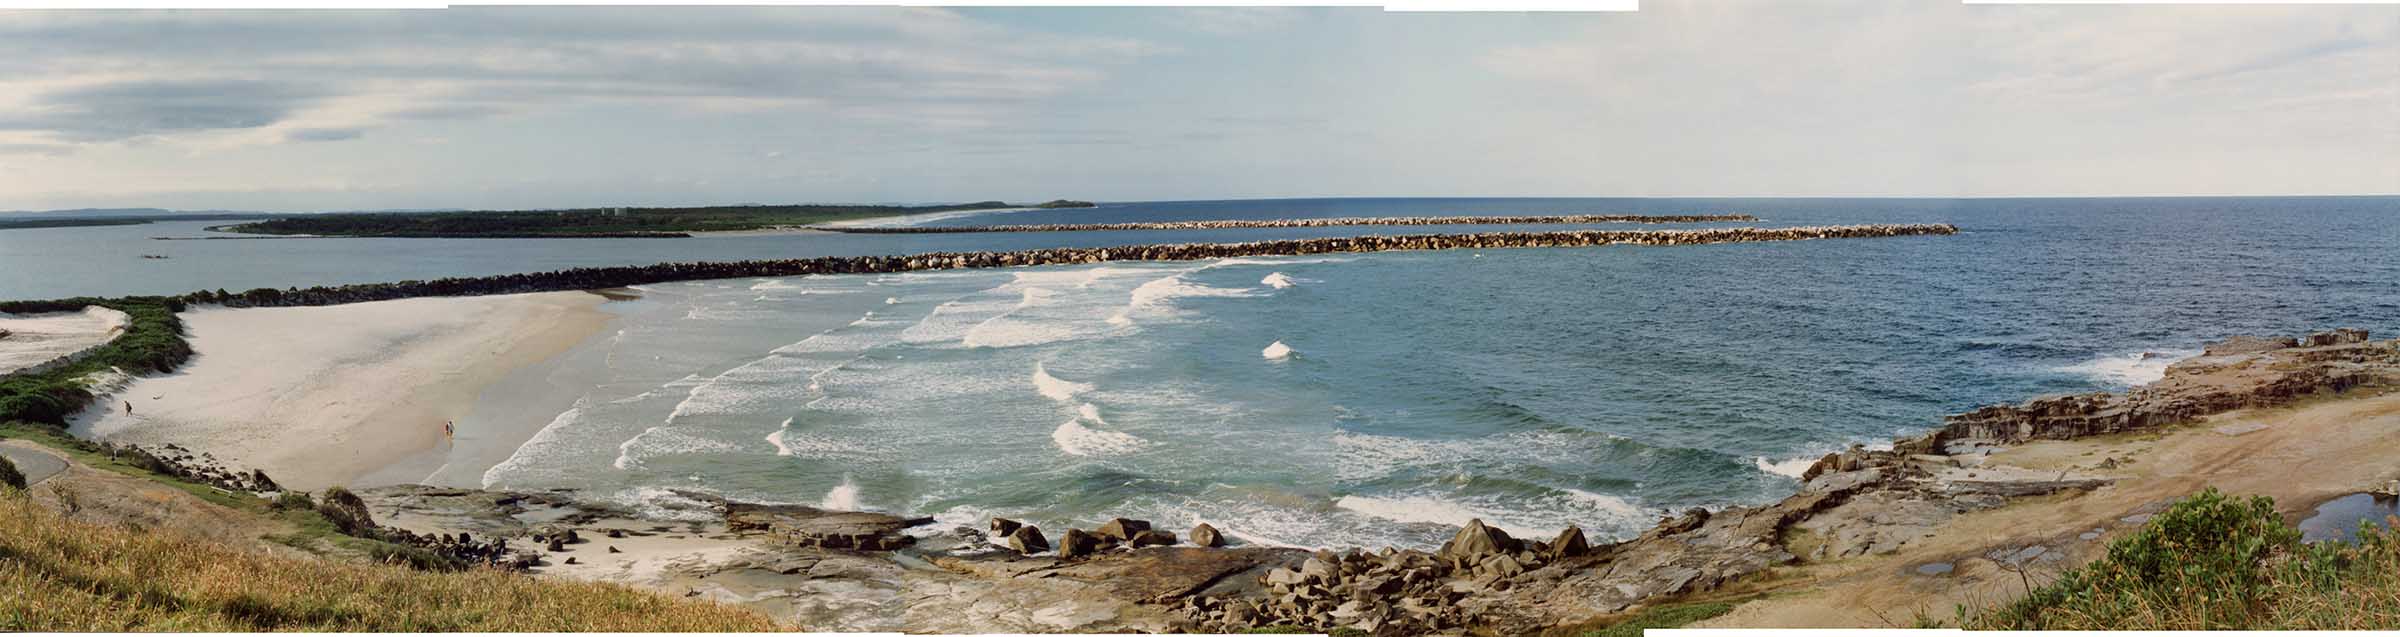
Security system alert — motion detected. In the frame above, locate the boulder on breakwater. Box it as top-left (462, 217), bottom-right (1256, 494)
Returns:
top-left (812, 213), bottom-right (1759, 233)
top-left (159, 224), bottom-right (1959, 310)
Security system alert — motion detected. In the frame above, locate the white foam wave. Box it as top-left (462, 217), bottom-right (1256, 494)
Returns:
top-left (1076, 402), bottom-right (1106, 424)
top-left (2057, 348), bottom-right (2200, 386)
top-left (480, 403), bottom-right (587, 487)
top-left (612, 425), bottom-right (739, 470)
top-left (1052, 419), bottom-right (1147, 457)
top-left (1261, 272), bottom-right (1298, 289)
top-left (1753, 455), bottom-right (1819, 479)
top-left (1262, 340), bottom-right (1293, 360)
top-left (1335, 495), bottom-right (1526, 534)
top-left (1031, 362), bottom-right (1093, 402)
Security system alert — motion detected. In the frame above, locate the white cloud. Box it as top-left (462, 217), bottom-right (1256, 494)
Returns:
top-left (0, 7), bottom-right (1162, 151)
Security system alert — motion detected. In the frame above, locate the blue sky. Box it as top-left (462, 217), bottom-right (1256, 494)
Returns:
top-left (0, 3), bottom-right (2394, 212)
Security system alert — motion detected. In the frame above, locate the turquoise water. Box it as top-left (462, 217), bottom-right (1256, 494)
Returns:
top-left (7, 197), bottom-right (2399, 549)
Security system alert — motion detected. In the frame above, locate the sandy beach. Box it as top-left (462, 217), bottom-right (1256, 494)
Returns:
top-left (0, 306), bottom-right (130, 375)
top-left (71, 292), bottom-right (612, 491)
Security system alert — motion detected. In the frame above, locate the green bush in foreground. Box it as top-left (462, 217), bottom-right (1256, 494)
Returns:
top-left (1974, 487), bottom-right (2400, 630)
top-left (0, 454), bottom-right (23, 490)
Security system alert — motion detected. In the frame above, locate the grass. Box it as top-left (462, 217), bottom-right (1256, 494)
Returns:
top-left (1576, 599), bottom-right (1738, 637)
top-left (0, 487), bottom-right (781, 631)
top-left (1971, 487), bottom-right (2400, 629)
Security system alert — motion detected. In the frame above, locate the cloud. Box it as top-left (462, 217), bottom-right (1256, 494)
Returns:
top-left (0, 8), bottom-right (1162, 149)
top-left (285, 126), bottom-right (364, 142)
top-left (1, 79), bottom-right (325, 142)
top-left (0, 143), bottom-right (75, 156)
top-left (1167, 7), bottom-right (1302, 35)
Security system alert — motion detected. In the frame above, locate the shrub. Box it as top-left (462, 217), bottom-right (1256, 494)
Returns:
top-left (0, 454), bottom-right (24, 491)
top-left (315, 487), bottom-right (376, 536)
top-left (1973, 487), bottom-right (2400, 630)
top-left (269, 491), bottom-right (316, 512)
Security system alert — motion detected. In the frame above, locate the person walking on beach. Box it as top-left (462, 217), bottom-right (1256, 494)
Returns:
top-left (124, 400), bottom-right (132, 415)
top-left (444, 420), bottom-right (455, 440)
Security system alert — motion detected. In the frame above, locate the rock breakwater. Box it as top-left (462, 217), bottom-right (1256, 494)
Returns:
top-left (812, 214), bottom-right (1758, 233)
top-left (163, 224), bottom-right (1955, 309)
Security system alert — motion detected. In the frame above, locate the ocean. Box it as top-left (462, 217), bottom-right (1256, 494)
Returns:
top-left (6, 196), bottom-right (2398, 549)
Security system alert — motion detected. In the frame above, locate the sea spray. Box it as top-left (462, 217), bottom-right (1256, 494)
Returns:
top-left (820, 474), bottom-right (862, 511)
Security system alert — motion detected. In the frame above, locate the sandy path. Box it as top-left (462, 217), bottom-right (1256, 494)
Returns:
top-left (72, 292), bottom-right (612, 491)
top-left (1700, 388), bottom-right (2400, 628)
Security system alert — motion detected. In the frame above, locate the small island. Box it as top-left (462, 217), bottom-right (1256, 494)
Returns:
top-left (214, 200), bottom-right (1090, 238)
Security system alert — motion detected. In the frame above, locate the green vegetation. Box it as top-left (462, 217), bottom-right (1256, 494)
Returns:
top-left (0, 453), bottom-right (23, 490)
top-left (220, 199), bottom-right (1083, 237)
top-left (0, 485), bottom-right (780, 631)
top-left (0, 297), bottom-right (191, 426)
top-left (1973, 487), bottom-right (2400, 630)
top-left (1578, 599), bottom-right (1739, 637)
top-left (0, 218), bottom-right (151, 230)
top-left (1033, 199), bottom-right (1097, 209)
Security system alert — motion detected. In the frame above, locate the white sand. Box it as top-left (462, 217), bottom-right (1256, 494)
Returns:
top-left (0, 306), bottom-right (131, 374)
top-left (71, 292), bottom-right (611, 491)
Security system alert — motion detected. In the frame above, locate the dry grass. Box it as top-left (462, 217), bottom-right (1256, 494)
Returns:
top-left (0, 488), bottom-right (782, 631)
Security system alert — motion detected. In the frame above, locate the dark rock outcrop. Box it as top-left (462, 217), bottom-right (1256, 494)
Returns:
top-left (1095, 517), bottom-right (1151, 542)
top-left (1190, 523), bottom-right (1224, 548)
top-left (1007, 525), bottom-right (1050, 555)
top-left (722, 502), bottom-right (929, 551)
top-left (1935, 331), bottom-right (2399, 445)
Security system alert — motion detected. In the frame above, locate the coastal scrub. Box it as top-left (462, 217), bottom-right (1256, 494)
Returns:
top-left (1974, 487), bottom-right (2400, 629)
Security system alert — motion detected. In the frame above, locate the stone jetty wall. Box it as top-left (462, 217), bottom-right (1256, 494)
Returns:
top-left (812, 213), bottom-right (1757, 234)
top-left (166, 224), bottom-right (1955, 309)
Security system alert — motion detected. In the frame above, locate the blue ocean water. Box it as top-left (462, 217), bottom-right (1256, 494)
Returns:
top-left (6, 196), bottom-right (2398, 548)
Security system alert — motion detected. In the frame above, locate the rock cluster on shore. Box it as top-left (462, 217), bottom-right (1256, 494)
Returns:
top-left (811, 214), bottom-right (1758, 234)
top-left (148, 224), bottom-right (1955, 309)
top-left (1929, 328), bottom-right (2397, 447)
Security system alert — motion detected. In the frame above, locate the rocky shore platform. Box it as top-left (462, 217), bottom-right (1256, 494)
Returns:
top-left (811, 214), bottom-right (1757, 233)
top-left (163, 223), bottom-right (1954, 309)
top-left (329, 329), bottom-right (2400, 634)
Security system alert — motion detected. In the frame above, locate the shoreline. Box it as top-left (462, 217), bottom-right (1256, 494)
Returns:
top-left (16, 306), bottom-right (2398, 631)
top-left (68, 291), bottom-right (614, 491)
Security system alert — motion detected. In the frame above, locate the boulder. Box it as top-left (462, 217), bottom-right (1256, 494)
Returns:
top-left (990, 517), bottom-right (1023, 538)
top-left (1131, 529), bottom-right (1179, 548)
top-left (1058, 528), bottom-right (1105, 559)
top-left (1190, 523), bottom-right (1224, 547)
top-left (1095, 517), bottom-right (1152, 542)
top-left (1006, 525), bottom-right (1050, 554)
top-left (1437, 519), bottom-right (1520, 563)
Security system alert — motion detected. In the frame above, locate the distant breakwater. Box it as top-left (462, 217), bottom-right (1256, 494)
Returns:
top-left (165, 224), bottom-right (1956, 308)
top-left (812, 213), bottom-right (1757, 234)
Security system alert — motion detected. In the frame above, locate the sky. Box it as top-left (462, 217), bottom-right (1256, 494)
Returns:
top-left (0, 2), bottom-right (2395, 212)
